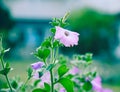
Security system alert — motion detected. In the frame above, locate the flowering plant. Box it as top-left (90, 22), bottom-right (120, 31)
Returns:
top-left (0, 13), bottom-right (112, 92)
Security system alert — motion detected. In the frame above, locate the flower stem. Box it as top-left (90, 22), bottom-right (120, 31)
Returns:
top-left (50, 43), bottom-right (54, 92)
top-left (5, 75), bottom-right (13, 92)
top-left (23, 78), bottom-right (29, 88)
top-left (0, 55), bottom-right (13, 92)
top-left (20, 78), bottom-right (29, 91)
top-left (50, 69), bottom-right (54, 92)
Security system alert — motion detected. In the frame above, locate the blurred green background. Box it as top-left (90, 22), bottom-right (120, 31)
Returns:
top-left (0, 0), bottom-right (120, 92)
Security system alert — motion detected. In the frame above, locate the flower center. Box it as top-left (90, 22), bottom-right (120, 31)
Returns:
top-left (64, 31), bottom-right (69, 36)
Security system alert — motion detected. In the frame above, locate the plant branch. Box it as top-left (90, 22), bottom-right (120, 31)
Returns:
top-left (50, 69), bottom-right (54, 92)
top-left (0, 55), bottom-right (13, 92)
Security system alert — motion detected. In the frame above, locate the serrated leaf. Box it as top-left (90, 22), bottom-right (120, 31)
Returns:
top-left (59, 78), bottom-right (74, 92)
top-left (58, 65), bottom-right (69, 78)
top-left (44, 83), bottom-right (50, 92)
top-left (32, 88), bottom-right (46, 92)
top-left (83, 81), bottom-right (92, 91)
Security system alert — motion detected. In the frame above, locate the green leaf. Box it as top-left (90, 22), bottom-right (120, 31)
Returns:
top-left (43, 48), bottom-right (50, 60)
top-left (85, 53), bottom-right (93, 62)
top-left (77, 77), bottom-right (85, 82)
top-left (0, 68), bottom-right (11, 75)
top-left (50, 22), bottom-right (59, 26)
top-left (65, 74), bottom-right (74, 79)
top-left (50, 28), bottom-right (56, 34)
top-left (11, 80), bottom-right (18, 89)
top-left (50, 18), bottom-right (59, 26)
top-left (53, 40), bottom-right (60, 48)
top-left (32, 88), bottom-right (46, 92)
top-left (41, 38), bottom-right (51, 48)
top-left (38, 49), bottom-right (44, 59)
top-left (59, 78), bottom-right (74, 92)
top-left (44, 83), bottom-right (50, 92)
top-left (82, 81), bottom-right (92, 91)
top-left (92, 72), bottom-right (97, 77)
top-left (37, 48), bottom-right (50, 61)
top-left (34, 79), bottom-right (41, 87)
top-left (5, 62), bottom-right (10, 68)
top-left (58, 65), bottom-right (69, 78)
top-left (27, 67), bottom-right (33, 79)
top-left (58, 56), bottom-right (68, 64)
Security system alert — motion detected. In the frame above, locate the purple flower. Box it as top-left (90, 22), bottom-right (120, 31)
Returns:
top-left (59, 88), bottom-right (66, 92)
top-left (91, 76), bottom-right (102, 91)
top-left (31, 62), bottom-right (44, 70)
top-left (33, 71), bottom-right (50, 87)
top-left (54, 26), bottom-right (79, 47)
top-left (39, 71), bottom-right (50, 87)
top-left (91, 76), bottom-right (112, 92)
top-left (69, 66), bottom-right (79, 75)
top-left (33, 72), bottom-right (40, 79)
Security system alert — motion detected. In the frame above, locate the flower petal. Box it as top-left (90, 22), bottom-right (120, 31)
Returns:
top-left (31, 62), bottom-right (44, 70)
top-left (54, 26), bottom-right (79, 47)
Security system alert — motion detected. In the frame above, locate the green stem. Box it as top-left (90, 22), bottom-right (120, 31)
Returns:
top-left (5, 75), bottom-right (13, 92)
top-left (1, 55), bottom-right (5, 68)
top-left (50, 44), bottom-right (54, 92)
top-left (51, 48), bottom-right (54, 64)
top-left (20, 78), bottom-right (30, 91)
top-left (43, 59), bottom-right (47, 66)
top-left (50, 69), bottom-right (54, 92)
top-left (23, 78), bottom-right (29, 88)
top-left (0, 55), bottom-right (13, 92)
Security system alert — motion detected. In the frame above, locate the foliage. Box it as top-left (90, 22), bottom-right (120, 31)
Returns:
top-left (0, 13), bottom-right (112, 92)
